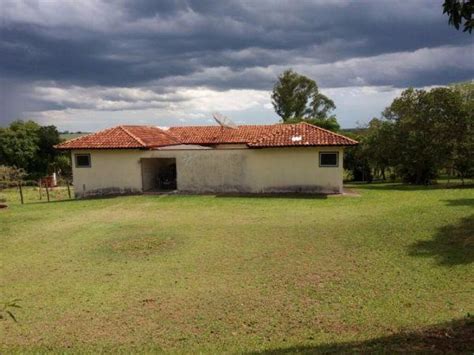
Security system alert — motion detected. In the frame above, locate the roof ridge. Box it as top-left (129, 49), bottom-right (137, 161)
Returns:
top-left (54, 127), bottom-right (117, 148)
top-left (122, 124), bottom-right (158, 128)
top-left (299, 122), bottom-right (358, 144)
top-left (169, 123), bottom-right (282, 129)
top-left (119, 125), bottom-right (146, 147)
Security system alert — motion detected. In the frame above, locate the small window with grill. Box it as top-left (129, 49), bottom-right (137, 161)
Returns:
top-left (319, 152), bottom-right (338, 167)
top-left (75, 154), bottom-right (91, 168)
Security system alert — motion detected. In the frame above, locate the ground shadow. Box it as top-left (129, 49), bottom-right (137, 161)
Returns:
top-left (35, 192), bottom-right (146, 204)
top-left (248, 316), bottom-right (473, 354)
top-left (350, 182), bottom-right (474, 192)
top-left (214, 192), bottom-right (328, 200)
top-left (409, 215), bottom-right (474, 266)
top-left (35, 192), bottom-right (329, 203)
top-left (443, 198), bottom-right (474, 207)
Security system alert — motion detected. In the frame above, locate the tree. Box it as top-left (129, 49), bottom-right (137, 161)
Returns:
top-left (271, 69), bottom-right (339, 131)
top-left (0, 121), bottom-right (40, 171)
top-left (0, 121), bottom-right (64, 178)
top-left (450, 81), bottom-right (474, 183)
top-left (29, 125), bottom-right (61, 176)
top-left (450, 80), bottom-right (474, 111)
top-left (344, 143), bottom-right (373, 182)
top-left (51, 154), bottom-right (72, 179)
top-left (452, 137), bottom-right (474, 184)
top-left (443, 0), bottom-right (473, 33)
top-left (285, 116), bottom-right (341, 132)
top-left (383, 87), bottom-right (469, 184)
top-left (362, 118), bottom-right (397, 180)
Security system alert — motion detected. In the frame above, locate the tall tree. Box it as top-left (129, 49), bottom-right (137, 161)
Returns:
top-left (29, 125), bottom-right (61, 176)
top-left (362, 118), bottom-right (397, 180)
top-left (271, 69), bottom-right (339, 130)
top-left (383, 87), bottom-right (470, 184)
top-left (443, 0), bottom-right (473, 33)
top-left (449, 81), bottom-right (474, 183)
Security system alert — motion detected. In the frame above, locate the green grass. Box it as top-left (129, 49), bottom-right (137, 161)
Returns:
top-left (1, 184), bottom-right (473, 353)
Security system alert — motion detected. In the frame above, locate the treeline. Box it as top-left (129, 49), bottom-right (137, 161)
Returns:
top-left (345, 83), bottom-right (473, 184)
top-left (0, 121), bottom-right (71, 179)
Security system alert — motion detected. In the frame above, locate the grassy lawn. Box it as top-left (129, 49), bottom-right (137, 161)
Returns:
top-left (1, 184), bottom-right (473, 353)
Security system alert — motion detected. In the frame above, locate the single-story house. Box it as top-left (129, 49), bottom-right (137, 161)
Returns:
top-left (56, 122), bottom-right (357, 198)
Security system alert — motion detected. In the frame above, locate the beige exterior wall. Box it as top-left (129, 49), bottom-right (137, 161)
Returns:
top-left (71, 149), bottom-right (143, 198)
top-left (71, 146), bottom-right (344, 197)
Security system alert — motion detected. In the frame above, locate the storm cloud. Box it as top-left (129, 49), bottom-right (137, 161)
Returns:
top-left (0, 0), bottom-right (473, 129)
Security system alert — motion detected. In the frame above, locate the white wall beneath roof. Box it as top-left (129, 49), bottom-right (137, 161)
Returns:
top-left (71, 146), bottom-right (345, 197)
top-left (71, 149), bottom-right (143, 197)
top-left (244, 147), bottom-right (343, 193)
top-left (143, 146), bottom-right (344, 194)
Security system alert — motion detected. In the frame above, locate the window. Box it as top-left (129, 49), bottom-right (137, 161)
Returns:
top-left (75, 154), bottom-right (91, 168)
top-left (319, 152), bottom-right (338, 167)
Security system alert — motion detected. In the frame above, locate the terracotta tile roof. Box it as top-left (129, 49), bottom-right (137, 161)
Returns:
top-left (167, 124), bottom-right (283, 144)
top-left (55, 125), bottom-right (179, 149)
top-left (56, 122), bottom-right (357, 150)
top-left (248, 122), bottom-right (358, 147)
top-left (169, 123), bottom-right (357, 147)
top-left (122, 126), bottom-right (180, 147)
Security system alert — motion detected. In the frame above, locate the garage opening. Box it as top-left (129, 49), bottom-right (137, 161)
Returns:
top-left (141, 158), bottom-right (177, 191)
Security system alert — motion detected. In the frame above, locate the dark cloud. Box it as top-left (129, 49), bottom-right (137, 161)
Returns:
top-left (2, 1), bottom-right (472, 86)
top-left (0, 0), bottom-right (473, 125)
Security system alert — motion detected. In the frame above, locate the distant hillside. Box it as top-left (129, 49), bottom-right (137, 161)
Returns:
top-left (60, 132), bottom-right (90, 141)
top-left (341, 128), bottom-right (368, 136)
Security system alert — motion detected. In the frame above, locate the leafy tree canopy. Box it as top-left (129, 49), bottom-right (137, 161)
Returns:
top-left (271, 69), bottom-right (339, 131)
top-left (284, 117), bottom-right (340, 132)
top-left (450, 80), bottom-right (474, 110)
top-left (0, 120), bottom-right (63, 178)
top-left (443, 0), bottom-right (473, 33)
top-left (345, 86), bottom-right (473, 184)
top-left (382, 87), bottom-right (472, 184)
top-left (0, 121), bottom-right (40, 170)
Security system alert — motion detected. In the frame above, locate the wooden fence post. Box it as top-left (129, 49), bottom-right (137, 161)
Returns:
top-left (46, 183), bottom-right (50, 202)
top-left (38, 180), bottom-right (43, 200)
top-left (18, 181), bottom-right (24, 205)
top-left (66, 180), bottom-right (71, 199)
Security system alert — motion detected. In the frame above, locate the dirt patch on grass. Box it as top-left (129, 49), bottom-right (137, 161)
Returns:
top-left (106, 234), bottom-right (176, 257)
top-left (342, 188), bottom-right (361, 197)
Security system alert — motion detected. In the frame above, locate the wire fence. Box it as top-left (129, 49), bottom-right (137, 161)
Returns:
top-left (0, 178), bottom-right (73, 205)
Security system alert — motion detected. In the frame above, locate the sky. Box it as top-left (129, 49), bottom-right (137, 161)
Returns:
top-left (1, 0), bottom-right (473, 131)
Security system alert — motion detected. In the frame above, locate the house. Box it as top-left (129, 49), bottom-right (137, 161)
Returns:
top-left (55, 122), bottom-right (357, 198)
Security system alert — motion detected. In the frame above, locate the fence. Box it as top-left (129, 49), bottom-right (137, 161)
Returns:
top-left (0, 178), bottom-right (73, 205)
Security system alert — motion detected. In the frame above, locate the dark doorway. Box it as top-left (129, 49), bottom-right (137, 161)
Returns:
top-left (142, 158), bottom-right (177, 191)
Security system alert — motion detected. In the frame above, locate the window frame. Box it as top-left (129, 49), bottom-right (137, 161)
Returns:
top-left (319, 151), bottom-right (339, 168)
top-left (75, 153), bottom-right (91, 168)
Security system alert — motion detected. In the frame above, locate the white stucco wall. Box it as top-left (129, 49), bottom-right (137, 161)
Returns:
top-left (246, 147), bottom-right (344, 193)
top-left (71, 149), bottom-right (143, 197)
top-left (71, 146), bottom-right (344, 197)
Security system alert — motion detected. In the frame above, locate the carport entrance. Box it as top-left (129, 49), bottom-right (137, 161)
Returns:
top-left (141, 158), bottom-right (177, 191)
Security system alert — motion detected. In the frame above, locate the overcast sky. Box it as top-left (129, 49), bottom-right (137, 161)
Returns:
top-left (1, 0), bottom-right (473, 131)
